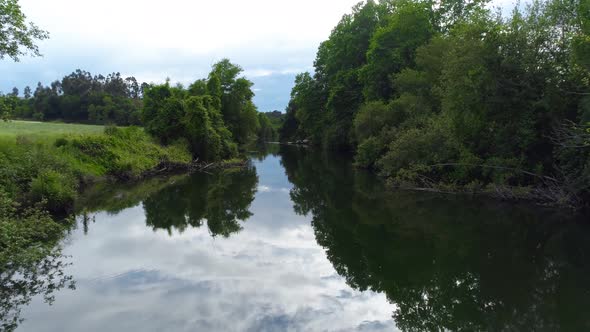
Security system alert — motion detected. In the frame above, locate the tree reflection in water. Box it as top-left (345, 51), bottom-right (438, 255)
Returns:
top-left (280, 145), bottom-right (590, 332)
top-left (1, 249), bottom-right (75, 332)
top-left (0, 164), bottom-right (258, 331)
top-left (143, 165), bottom-right (259, 237)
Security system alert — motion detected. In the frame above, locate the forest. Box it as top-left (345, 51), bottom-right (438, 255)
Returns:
top-left (0, 71), bottom-right (144, 124)
top-left (280, 0), bottom-right (590, 208)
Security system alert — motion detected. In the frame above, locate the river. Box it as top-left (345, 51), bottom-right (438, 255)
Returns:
top-left (10, 144), bottom-right (590, 331)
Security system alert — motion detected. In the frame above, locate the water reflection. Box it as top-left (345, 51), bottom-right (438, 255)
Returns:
top-left (144, 166), bottom-right (258, 237)
top-left (17, 153), bottom-right (396, 331)
top-left (280, 146), bottom-right (590, 331)
top-left (78, 165), bottom-right (259, 237)
top-left (10, 145), bottom-right (590, 331)
top-left (1, 248), bottom-right (74, 332)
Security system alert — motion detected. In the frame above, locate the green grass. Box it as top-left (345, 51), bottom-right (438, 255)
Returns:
top-left (0, 123), bottom-right (192, 213)
top-left (0, 120), bottom-right (106, 141)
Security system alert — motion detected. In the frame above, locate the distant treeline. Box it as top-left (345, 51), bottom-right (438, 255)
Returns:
top-left (280, 0), bottom-right (590, 207)
top-left (0, 63), bottom-right (279, 145)
top-left (0, 70), bottom-right (145, 125)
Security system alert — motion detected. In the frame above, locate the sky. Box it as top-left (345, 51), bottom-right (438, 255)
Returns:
top-left (1, 0), bottom-right (515, 113)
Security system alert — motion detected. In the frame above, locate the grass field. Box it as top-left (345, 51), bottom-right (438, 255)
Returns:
top-left (0, 120), bottom-right (106, 141)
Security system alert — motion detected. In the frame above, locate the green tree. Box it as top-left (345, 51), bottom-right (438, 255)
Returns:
top-left (257, 113), bottom-right (276, 142)
top-left (210, 59), bottom-right (260, 144)
top-left (573, 0), bottom-right (590, 71)
top-left (183, 96), bottom-right (222, 161)
top-left (207, 73), bottom-right (222, 110)
top-left (0, 0), bottom-right (49, 61)
top-left (23, 86), bottom-right (31, 99)
top-left (361, 1), bottom-right (434, 101)
top-left (142, 83), bottom-right (184, 144)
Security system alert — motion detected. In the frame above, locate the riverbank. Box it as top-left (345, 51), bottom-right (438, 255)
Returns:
top-left (0, 124), bottom-right (252, 215)
top-left (0, 125), bottom-right (192, 214)
top-left (0, 124), bottom-right (248, 282)
top-left (282, 143), bottom-right (584, 210)
top-left (386, 171), bottom-right (581, 210)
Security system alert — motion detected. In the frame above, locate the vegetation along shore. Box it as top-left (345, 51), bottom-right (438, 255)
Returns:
top-left (279, 0), bottom-right (590, 209)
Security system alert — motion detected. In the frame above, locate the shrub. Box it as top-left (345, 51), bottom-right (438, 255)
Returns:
top-left (104, 124), bottom-right (120, 136)
top-left (29, 170), bottom-right (77, 212)
top-left (377, 121), bottom-right (461, 178)
top-left (54, 137), bottom-right (69, 147)
top-left (355, 136), bottom-right (386, 169)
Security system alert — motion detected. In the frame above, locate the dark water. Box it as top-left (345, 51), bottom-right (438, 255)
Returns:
top-left (9, 145), bottom-right (590, 331)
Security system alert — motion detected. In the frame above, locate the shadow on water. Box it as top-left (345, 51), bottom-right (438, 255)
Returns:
top-left (278, 145), bottom-right (590, 331)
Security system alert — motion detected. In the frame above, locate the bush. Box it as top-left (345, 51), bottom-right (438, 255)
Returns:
top-left (355, 136), bottom-right (387, 169)
top-left (377, 121), bottom-right (461, 178)
top-left (29, 170), bottom-right (77, 212)
top-left (104, 124), bottom-right (120, 136)
top-left (54, 137), bottom-right (69, 147)
top-left (354, 101), bottom-right (396, 142)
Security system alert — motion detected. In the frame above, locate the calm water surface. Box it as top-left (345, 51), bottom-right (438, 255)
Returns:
top-left (12, 145), bottom-right (590, 331)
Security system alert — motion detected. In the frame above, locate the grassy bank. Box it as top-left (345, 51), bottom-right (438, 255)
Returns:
top-left (0, 122), bottom-right (193, 283)
top-left (0, 123), bottom-right (192, 214)
top-left (0, 121), bottom-right (105, 140)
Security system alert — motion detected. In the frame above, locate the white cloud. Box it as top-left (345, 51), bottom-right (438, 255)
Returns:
top-left (2, 0), bottom-right (362, 110)
top-left (16, 0), bottom-right (361, 56)
top-left (2, 0), bottom-right (520, 111)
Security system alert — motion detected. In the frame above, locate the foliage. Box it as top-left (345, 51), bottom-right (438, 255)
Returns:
top-left (0, 0), bottom-right (49, 61)
top-left (280, 0), bottom-right (590, 206)
top-left (256, 113), bottom-right (277, 142)
top-left (29, 170), bottom-right (77, 213)
top-left (1, 70), bottom-right (144, 125)
top-left (183, 96), bottom-right (222, 160)
top-left (0, 125), bottom-right (191, 213)
top-left (142, 59), bottom-right (260, 161)
top-left (210, 59), bottom-right (261, 144)
top-left (0, 191), bottom-right (74, 331)
top-left (361, 1), bottom-right (434, 101)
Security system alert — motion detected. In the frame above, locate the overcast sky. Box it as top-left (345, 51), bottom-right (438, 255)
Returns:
top-left (1, 0), bottom-right (515, 112)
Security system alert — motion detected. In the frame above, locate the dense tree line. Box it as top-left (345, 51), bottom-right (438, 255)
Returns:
top-left (0, 60), bottom-right (278, 160)
top-left (0, 70), bottom-right (145, 125)
top-left (280, 0), bottom-right (590, 206)
top-left (142, 59), bottom-right (276, 160)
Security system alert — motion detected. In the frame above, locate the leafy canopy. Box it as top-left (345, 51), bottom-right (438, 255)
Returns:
top-left (0, 0), bottom-right (49, 61)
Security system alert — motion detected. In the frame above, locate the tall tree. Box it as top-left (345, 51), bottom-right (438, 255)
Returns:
top-left (23, 86), bottom-right (31, 99)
